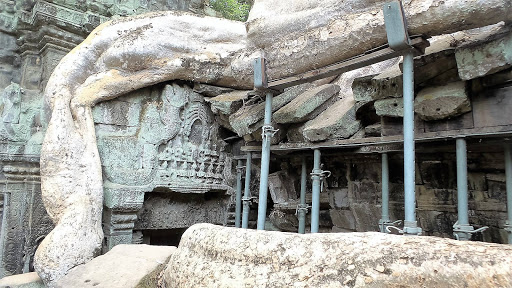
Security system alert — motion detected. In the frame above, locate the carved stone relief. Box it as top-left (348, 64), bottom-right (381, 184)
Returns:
top-left (95, 83), bottom-right (234, 249)
top-left (0, 157), bottom-right (53, 278)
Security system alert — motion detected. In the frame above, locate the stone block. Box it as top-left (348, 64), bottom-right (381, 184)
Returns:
top-left (329, 209), bottom-right (356, 231)
top-left (413, 48), bottom-right (460, 87)
top-left (192, 83), bottom-right (234, 97)
top-left (302, 96), bottom-right (360, 142)
top-left (207, 90), bottom-right (249, 115)
top-left (350, 203), bottom-right (380, 232)
top-left (268, 171), bottom-right (298, 204)
top-left (286, 123), bottom-right (308, 143)
top-left (380, 115), bottom-right (425, 136)
top-left (456, 32), bottom-right (512, 80)
top-left (0, 272), bottom-right (45, 288)
top-left (274, 84), bottom-right (340, 124)
top-left (473, 86), bottom-right (512, 128)
top-left (352, 65), bottom-right (403, 102)
top-left (423, 110), bottom-right (474, 132)
top-left (414, 81), bottom-right (471, 121)
top-left (329, 188), bottom-right (349, 208)
top-left (375, 98), bottom-right (403, 118)
top-left (229, 83), bottom-right (313, 136)
top-left (364, 122), bottom-right (381, 137)
top-left (54, 244), bottom-right (176, 288)
top-left (269, 209), bottom-right (299, 232)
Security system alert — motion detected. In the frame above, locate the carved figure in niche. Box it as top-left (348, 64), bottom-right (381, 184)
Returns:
top-left (2, 82), bottom-right (21, 124)
top-left (155, 84), bottom-right (231, 193)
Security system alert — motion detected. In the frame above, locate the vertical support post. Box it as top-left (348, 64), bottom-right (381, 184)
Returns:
top-left (256, 92), bottom-right (273, 230)
top-left (242, 152), bottom-right (252, 229)
top-left (402, 51), bottom-right (421, 236)
top-left (254, 56), bottom-right (275, 231)
top-left (311, 149), bottom-right (321, 233)
top-left (504, 144), bottom-right (512, 244)
top-left (298, 157), bottom-right (307, 234)
top-left (453, 138), bottom-right (487, 240)
top-left (453, 137), bottom-right (471, 241)
top-left (235, 159), bottom-right (243, 228)
top-left (456, 138), bottom-right (469, 226)
top-left (379, 153), bottom-right (390, 232)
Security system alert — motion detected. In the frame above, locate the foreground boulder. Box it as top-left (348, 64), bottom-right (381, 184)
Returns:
top-left (163, 224), bottom-right (512, 288)
top-left (54, 244), bottom-right (176, 288)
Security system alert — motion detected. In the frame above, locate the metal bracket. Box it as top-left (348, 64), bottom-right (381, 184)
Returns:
top-left (388, 220), bottom-right (422, 235)
top-left (379, 219), bottom-right (402, 233)
top-left (505, 222), bottom-right (512, 234)
top-left (453, 221), bottom-right (489, 241)
top-left (242, 196), bottom-right (257, 204)
top-left (295, 203), bottom-right (311, 216)
top-left (254, 57), bottom-right (268, 89)
top-left (311, 169), bottom-right (331, 193)
top-left (383, 0), bottom-right (411, 51)
top-left (262, 125), bottom-right (279, 142)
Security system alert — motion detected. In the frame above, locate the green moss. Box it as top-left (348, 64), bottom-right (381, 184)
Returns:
top-left (210, 0), bottom-right (251, 21)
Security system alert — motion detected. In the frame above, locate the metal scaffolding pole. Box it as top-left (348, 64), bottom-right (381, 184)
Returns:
top-left (254, 56), bottom-right (275, 231)
top-left (311, 149), bottom-right (321, 233)
top-left (456, 138), bottom-right (469, 226)
top-left (453, 138), bottom-right (487, 240)
top-left (242, 152), bottom-right (252, 229)
top-left (504, 144), bottom-right (512, 244)
top-left (256, 91), bottom-right (273, 230)
top-left (402, 51), bottom-right (421, 236)
top-left (383, 0), bottom-right (421, 236)
top-left (379, 153), bottom-right (390, 232)
top-left (298, 157), bottom-right (308, 234)
top-left (235, 160), bottom-right (243, 228)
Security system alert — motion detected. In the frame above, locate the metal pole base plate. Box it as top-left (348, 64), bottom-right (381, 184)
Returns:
top-left (453, 221), bottom-right (488, 241)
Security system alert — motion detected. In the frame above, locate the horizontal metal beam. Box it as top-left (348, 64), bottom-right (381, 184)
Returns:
top-left (268, 36), bottom-right (428, 91)
top-left (241, 126), bottom-right (512, 153)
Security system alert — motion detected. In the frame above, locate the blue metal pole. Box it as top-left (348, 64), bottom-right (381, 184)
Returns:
top-left (379, 153), bottom-right (390, 232)
top-left (311, 149), bottom-right (321, 233)
top-left (256, 92), bottom-right (273, 230)
top-left (235, 159), bottom-right (243, 228)
top-left (456, 138), bottom-right (469, 226)
top-left (298, 157), bottom-right (307, 234)
top-left (242, 152), bottom-right (252, 229)
top-left (402, 51), bottom-right (421, 236)
top-left (504, 144), bottom-right (512, 244)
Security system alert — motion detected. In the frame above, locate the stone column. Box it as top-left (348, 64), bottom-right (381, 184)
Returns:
top-left (102, 185), bottom-right (145, 252)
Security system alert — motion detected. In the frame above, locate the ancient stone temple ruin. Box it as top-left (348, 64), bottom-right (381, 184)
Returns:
top-left (1, 0), bottom-right (512, 287)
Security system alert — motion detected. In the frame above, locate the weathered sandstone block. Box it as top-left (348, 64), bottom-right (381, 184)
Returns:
top-left (54, 244), bottom-right (176, 288)
top-left (229, 83), bottom-right (313, 136)
top-left (208, 90), bottom-right (249, 115)
top-left (163, 223), bottom-right (512, 288)
top-left (274, 84), bottom-right (340, 124)
top-left (375, 98), bottom-right (404, 118)
top-left (303, 96), bottom-right (360, 142)
top-left (456, 31), bottom-right (512, 80)
top-left (352, 66), bottom-right (403, 102)
top-left (414, 81), bottom-right (471, 121)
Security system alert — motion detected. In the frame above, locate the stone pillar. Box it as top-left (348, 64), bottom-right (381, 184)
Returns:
top-left (102, 185), bottom-right (145, 252)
